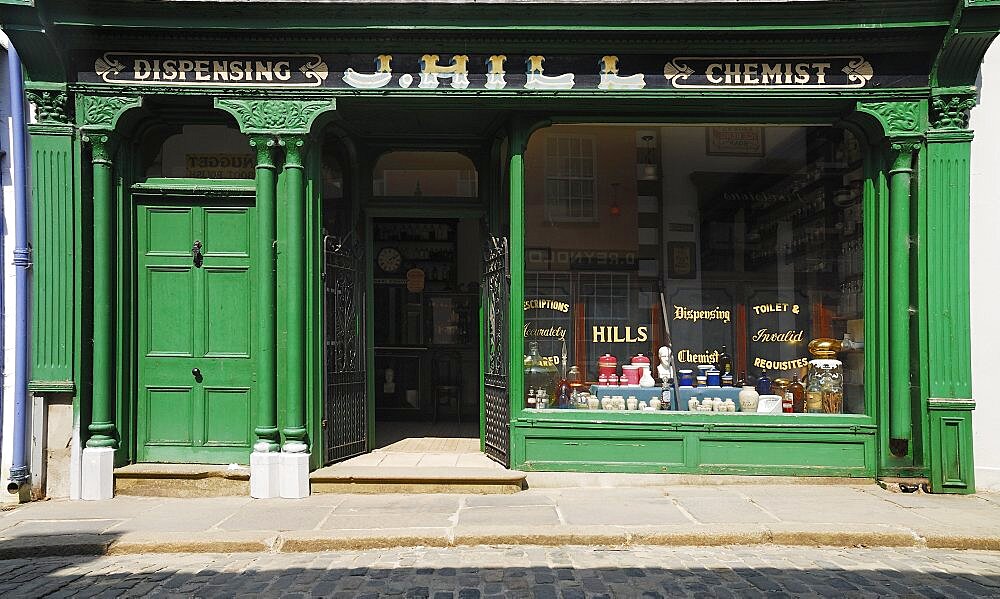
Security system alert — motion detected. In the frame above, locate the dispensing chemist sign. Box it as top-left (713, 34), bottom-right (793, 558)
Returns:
top-left (82, 53), bottom-right (894, 90)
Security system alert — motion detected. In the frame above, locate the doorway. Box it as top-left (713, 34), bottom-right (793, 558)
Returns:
top-left (370, 216), bottom-right (483, 450)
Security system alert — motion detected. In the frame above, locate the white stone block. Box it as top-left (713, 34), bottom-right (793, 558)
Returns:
top-left (279, 451), bottom-right (310, 499)
top-left (250, 451), bottom-right (281, 499)
top-left (80, 447), bottom-right (115, 501)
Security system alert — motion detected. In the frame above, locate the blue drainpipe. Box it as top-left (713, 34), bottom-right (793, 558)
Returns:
top-left (6, 41), bottom-right (31, 494)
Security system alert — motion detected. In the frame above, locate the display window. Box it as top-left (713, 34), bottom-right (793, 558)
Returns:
top-left (522, 124), bottom-right (865, 415)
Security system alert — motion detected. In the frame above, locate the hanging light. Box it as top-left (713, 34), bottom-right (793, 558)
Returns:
top-left (609, 182), bottom-right (621, 217)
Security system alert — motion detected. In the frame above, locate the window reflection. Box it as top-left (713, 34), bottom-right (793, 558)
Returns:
top-left (523, 125), bottom-right (865, 415)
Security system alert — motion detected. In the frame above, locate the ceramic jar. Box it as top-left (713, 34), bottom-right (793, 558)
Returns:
top-left (739, 385), bottom-right (760, 412)
top-left (621, 364), bottom-right (641, 386)
top-left (598, 353), bottom-right (618, 380)
top-left (639, 368), bottom-right (656, 388)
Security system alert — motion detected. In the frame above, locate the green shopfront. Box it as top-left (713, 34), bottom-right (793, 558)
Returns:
top-left (3, 0), bottom-right (995, 498)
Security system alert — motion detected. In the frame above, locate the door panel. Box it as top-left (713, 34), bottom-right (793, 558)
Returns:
top-left (205, 267), bottom-right (252, 357)
top-left (146, 267), bottom-right (196, 356)
top-left (137, 199), bottom-right (256, 464)
top-left (145, 387), bottom-right (194, 444)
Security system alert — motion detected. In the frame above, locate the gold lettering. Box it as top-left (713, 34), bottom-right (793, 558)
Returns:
top-left (813, 62), bottom-right (831, 84)
top-left (706, 63), bottom-right (723, 84)
top-left (761, 63), bottom-right (782, 84)
top-left (794, 63), bottom-right (810, 84)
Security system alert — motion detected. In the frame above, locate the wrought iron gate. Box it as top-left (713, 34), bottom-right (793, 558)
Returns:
top-left (483, 236), bottom-right (511, 467)
top-left (323, 233), bottom-right (367, 463)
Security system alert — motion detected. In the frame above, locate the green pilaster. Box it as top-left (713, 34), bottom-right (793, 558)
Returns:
top-left (81, 131), bottom-right (117, 448)
top-left (26, 86), bottom-right (76, 393)
top-left (250, 134), bottom-right (280, 453)
top-left (922, 88), bottom-right (977, 493)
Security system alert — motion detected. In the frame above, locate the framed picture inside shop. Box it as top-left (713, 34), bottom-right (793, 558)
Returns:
top-left (667, 241), bottom-right (697, 279)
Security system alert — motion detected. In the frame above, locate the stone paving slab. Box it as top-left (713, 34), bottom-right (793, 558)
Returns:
top-left (1, 485), bottom-right (1000, 558)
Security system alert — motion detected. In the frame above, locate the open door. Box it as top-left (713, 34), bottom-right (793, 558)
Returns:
top-left (482, 236), bottom-right (511, 467)
top-left (323, 233), bottom-right (368, 463)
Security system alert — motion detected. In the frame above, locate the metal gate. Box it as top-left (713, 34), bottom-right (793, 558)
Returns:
top-left (483, 236), bottom-right (511, 467)
top-left (323, 233), bottom-right (367, 463)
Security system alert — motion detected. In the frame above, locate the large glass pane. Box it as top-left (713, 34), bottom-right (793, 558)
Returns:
top-left (523, 125), bottom-right (865, 415)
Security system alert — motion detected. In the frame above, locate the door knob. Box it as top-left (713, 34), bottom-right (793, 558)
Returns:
top-left (192, 368), bottom-right (203, 382)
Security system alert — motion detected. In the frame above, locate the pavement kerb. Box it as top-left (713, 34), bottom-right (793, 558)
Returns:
top-left (7, 528), bottom-right (1000, 557)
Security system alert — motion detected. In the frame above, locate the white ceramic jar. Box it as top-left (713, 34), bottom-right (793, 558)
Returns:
top-left (739, 385), bottom-right (760, 412)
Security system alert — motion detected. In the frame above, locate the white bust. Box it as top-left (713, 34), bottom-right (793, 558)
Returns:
top-left (657, 345), bottom-right (675, 382)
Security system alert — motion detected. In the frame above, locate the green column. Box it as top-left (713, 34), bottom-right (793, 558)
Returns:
top-left (83, 132), bottom-right (117, 448)
top-left (888, 140), bottom-right (918, 445)
top-left (280, 134), bottom-right (309, 452)
top-left (251, 135), bottom-right (280, 452)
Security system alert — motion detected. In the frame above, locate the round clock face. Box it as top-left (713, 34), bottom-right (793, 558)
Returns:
top-left (377, 247), bottom-right (402, 274)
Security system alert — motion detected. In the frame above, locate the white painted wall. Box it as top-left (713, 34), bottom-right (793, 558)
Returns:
top-left (970, 41), bottom-right (1000, 492)
top-left (0, 36), bottom-right (18, 501)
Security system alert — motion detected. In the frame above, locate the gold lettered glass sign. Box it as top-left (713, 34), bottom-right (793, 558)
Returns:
top-left (667, 288), bottom-right (734, 367)
top-left (746, 290), bottom-right (812, 375)
top-left (80, 52), bottom-right (926, 90)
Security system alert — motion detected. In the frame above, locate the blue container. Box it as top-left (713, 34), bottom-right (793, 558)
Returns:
top-left (706, 369), bottom-right (721, 386)
top-left (678, 369), bottom-right (694, 387)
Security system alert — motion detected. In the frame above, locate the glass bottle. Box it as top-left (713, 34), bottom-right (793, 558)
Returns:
top-left (526, 387), bottom-right (537, 409)
top-left (524, 341), bottom-right (559, 402)
top-left (555, 344), bottom-right (573, 409)
top-left (755, 369), bottom-right (772, 396)
top-left (805, 374), bottom-right (823, 413)
top-left (718, 345), bottom-right (733, 377)
top-left (788, 372), bottom-right (805, 413)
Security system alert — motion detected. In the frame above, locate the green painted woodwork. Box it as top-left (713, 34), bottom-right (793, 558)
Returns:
top-left (888, 140), bottom-right (920, 444)
top-left (279, 134), bottom-right (309, 451)
top-left (26, 89), bottom-right (76, 391)
top-left (9, 0), bottom-right (1000, 484)
top-left (215, 99), bottom-right (335, 135)
top-left (507, 121), bottom-right (527, 452)
top-left (250, 135), bottom-right (280, 452)
top-left (83, 131), bottom-right (118, 448)
top-left (928, 400), bottom-right (976, 493)
top-left (514, 419), bottom-right (876, 476)
top-left (135, 201), bottom-right (257, 464)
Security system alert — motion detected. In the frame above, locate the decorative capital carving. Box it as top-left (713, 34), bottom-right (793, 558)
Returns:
top-left (249, 134), bottom-right (278, 169)
top-left (856, 101), bottom-right (924, 137)
top-left (278, 134), bottom-right (307, 168)
top-left (888, 139), bottom-right (921, 172)
top-left (930, 92), bottom-right (977, 130)
top-left (81, 132), bottom-right (115, 165)
top-left (215, 98), bottom-right (335, 135)
top-left (78, 95), bottom-right (142, 130)
top-left (25, 89), bottom-right (70, 124)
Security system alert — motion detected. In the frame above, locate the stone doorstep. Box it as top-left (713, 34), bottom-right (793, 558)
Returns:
top-left (111, 464), bottom-right (527, 496)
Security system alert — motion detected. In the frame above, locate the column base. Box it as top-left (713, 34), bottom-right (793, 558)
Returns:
top-left (250, 452), bottom-right (281, 499)
top-left (279, 452), bottom-right (310, 499)
top-left (81, 447), bottom-right (115, 501)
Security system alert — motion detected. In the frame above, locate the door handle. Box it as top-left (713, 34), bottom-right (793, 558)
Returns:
top-left (192, 240), bottom-right (204, 268)
top-left (192, 368), bottom-right (203, 383)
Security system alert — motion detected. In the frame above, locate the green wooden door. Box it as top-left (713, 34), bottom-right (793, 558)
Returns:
top-left (136, 199), bottom-right (257, 463)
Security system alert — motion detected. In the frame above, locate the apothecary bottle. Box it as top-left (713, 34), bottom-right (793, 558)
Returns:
top-left (524, 341), bottom-right (559, 403)
top-left (788, 373), bottom-right (805, 413)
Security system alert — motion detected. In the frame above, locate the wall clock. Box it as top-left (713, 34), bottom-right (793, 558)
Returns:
top-left (377, 247), bottom-right (402, 274)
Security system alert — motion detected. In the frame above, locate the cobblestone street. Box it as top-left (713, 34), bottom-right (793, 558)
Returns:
top-left (1, 545), bottom-right (1000, 598)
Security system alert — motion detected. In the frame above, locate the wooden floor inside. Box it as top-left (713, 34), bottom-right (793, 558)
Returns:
top-left (374, 420), bottom-right (480, 453)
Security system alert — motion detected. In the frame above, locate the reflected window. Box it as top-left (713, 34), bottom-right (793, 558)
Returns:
top-left (523, 124), bottom-right (866, 416)
top-left (145, 124), bottom-right (252, 179)
top-left (373, 151), bottom-right (477, 197)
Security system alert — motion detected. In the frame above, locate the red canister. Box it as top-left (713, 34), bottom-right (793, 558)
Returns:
top-left (598, 354), bottom-right (618, 380)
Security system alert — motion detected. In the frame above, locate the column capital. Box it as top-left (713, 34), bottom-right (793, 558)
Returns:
top-left (278, 134), bottom-right (307, 169)
top-left (249, 134), bottom-right (278, 170)
top-left (81, 131), bottom-right (117, 165)
top-left (214, 98), bottom-right (335, 135)
top-left (26, 87), bottom-right (71, 125)
top-left (930, 88), bottom-right (978, 132)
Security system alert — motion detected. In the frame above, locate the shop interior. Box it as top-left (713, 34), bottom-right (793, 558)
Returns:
top-left (522, 124), bottom-right (866, 415)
